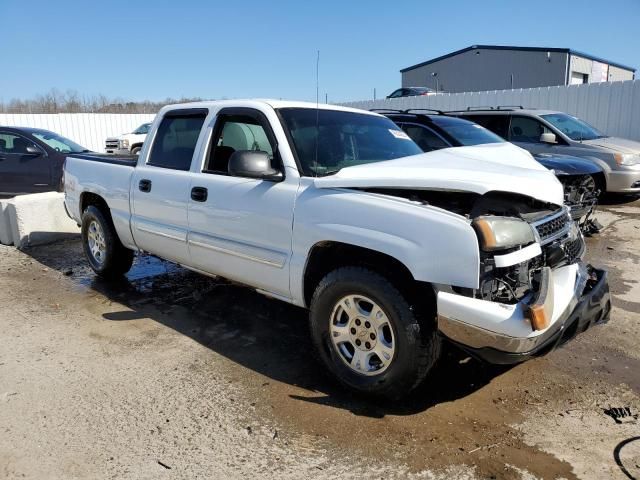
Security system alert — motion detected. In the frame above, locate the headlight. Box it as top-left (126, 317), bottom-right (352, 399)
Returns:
top-left (472, 216), bottom-right (536, 252)
top-left (614, 153), bottom-right (640, 166)
top-left (119, 139), bottom-right (130, 148)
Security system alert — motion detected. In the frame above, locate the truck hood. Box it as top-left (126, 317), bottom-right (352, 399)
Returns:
top-left (314, 143), bottom-right (564, 206)
top-left (581, 136), bottom-right (640, 154)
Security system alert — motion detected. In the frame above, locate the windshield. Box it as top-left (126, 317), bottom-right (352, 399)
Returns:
top-left (133, 123), bottom-right (151, 134)
top-left (32, 132), bottom-right (87, 153)
top-left (279, 108), bottom-right (422, 176)
top-left (435, 119), bottom-right (505, 146)
top-left (541, 113), bottom-right (606, 141)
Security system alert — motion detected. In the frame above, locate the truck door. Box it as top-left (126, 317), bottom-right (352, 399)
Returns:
top-left (130, 109), bottom-right (208, 265)
top-left (187, 108), bottom-right (297, 298)
top-left (0, 131), bottom-right (51, 194)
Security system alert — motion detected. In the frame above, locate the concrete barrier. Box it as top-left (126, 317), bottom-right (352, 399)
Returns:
top-left (0, 192), bottom-right (80, 248)
top-left (0, 201), bottom-right (13, 245)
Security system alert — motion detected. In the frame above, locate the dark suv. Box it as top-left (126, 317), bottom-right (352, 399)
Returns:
top-left (377, 109), bottom-right (603, 232)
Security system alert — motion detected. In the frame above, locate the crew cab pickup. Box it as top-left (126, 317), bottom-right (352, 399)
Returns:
top-left (64, 100), bottom-right (611, 398)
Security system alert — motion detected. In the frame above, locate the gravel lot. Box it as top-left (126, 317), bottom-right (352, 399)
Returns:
top-left (0, 199), bottom-right (639, 479)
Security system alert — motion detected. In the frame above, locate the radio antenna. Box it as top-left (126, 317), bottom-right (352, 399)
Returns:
top-left (314, 50), bottom-right (320, 177)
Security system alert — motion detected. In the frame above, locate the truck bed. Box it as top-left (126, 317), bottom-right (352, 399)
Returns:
top-left (68, 153), bottom-right (138, 167)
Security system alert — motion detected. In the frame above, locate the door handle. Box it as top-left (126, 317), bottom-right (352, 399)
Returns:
top-left (191, 186), bottom-right (208, 202)
top-left (0, 155), bottom-right (6, 161)
top-left (138, 179), bottom-right (152, 192)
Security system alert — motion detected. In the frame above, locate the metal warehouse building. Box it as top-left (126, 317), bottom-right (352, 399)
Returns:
top-left (401, 45), bottom-right (636, 93)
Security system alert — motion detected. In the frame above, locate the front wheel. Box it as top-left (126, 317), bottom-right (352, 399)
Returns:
top-left (309, 267), bottom-right (441, 399)
top-left (81, 206), bottom-right (134, 278)
top-left (131, 147), bottom-right (141, 155)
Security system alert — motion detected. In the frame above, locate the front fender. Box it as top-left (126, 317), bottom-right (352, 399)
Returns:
top-left (289, 186), bottom-right (480, 306)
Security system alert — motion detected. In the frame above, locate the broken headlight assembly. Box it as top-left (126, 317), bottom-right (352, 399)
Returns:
top-left (472, 216), bottom-right (536, 252)
top-left (471, 216), bottom-right (542, 304)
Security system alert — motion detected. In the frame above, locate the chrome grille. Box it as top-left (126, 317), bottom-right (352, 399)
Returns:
top-left (531, 208), bottom-right (571, 245)
top-left (105, 140), bottom-right (119, 149)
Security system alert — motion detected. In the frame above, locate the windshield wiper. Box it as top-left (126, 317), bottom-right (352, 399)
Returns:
top-left (317, 168), bottom-right (342, 177)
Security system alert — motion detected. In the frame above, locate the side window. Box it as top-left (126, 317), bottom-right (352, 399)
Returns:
top-left (147, 111), bottom-right (207, 170)
top-left (0, 133), bottom-right (37, 154)
top-left (204, 113), bottom-right (275, 174)
top-left (510, 116), bottom-right (551, 143)
top-left (401, 125), bottom-right (450, 152)
top-left (465, 115), bottom-right (510, 139)
top-left (388, 89), bottom-right (402, 98)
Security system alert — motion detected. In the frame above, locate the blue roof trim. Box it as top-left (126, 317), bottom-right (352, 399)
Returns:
top-left (400, 45), bottom-right (636, 73)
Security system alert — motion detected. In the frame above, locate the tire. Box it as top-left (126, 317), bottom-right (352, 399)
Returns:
top-left (81, 205), bottom-right (134, 278)
top-left (309, 266), bottom-right (441, 399)
top-left (130, 147), bottom-right (141, 155)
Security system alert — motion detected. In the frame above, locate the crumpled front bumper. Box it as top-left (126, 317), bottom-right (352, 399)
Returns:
top-left (436, 263), bottom-right (611, 364)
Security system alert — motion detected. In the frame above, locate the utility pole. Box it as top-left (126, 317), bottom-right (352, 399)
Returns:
top-left (373, 88), bottom-right (376, 100)
top-left (431, 72), bottom-right (439, 92)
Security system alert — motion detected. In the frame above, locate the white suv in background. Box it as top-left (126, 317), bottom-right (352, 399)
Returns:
top-left (105, 122), bottom-right (151, 155)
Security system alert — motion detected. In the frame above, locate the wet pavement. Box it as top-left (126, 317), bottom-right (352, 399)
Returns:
top-left (0, 199), bottom-right (639, 479)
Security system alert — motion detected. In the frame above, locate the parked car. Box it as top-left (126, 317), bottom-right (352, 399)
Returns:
top-left (0, 127), bottom-right (90, 196)
top-left (452, 107), bottom-right (640, 194)
top-left (378, 109), bottom-right (602, 231)
top-left (64, 100), bottom-right (610, 399)
top-left (105, 122), bottom-right (151, 155)
top-left (387, 87), bottom-right (437, 99)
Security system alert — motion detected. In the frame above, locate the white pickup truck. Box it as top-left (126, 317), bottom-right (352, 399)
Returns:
top-left (105, 122), bottom-right (151, 155)
top-left (64, 100), bottom-right (611, 398)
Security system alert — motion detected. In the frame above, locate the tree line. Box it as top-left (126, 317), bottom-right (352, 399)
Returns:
top-left (0, 89), bottom-right (206, 114)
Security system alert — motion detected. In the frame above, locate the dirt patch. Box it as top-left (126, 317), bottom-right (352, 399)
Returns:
top-left (1, 199), bottom-right (639, 479)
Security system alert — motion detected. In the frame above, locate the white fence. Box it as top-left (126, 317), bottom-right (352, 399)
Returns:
top-left (0, 113), bottom-right (156, 152)
top-left (343, 80), bottom-right (640, 142)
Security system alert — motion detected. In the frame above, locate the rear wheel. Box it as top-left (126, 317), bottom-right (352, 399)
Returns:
top-left (81, 205), bottom-right (134, 277)
top-left (309, 267), bottom-right (441, 399)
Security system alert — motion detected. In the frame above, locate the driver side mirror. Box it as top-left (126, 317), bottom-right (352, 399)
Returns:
top-left (25, 145), bottom-right (42, 156)
top-left (228, 150), bottom-right (283, 181)
top-left (540, 132), bottom-right (557, 144)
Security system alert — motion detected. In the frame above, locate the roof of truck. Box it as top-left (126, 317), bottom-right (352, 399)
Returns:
top-left (160, 99), bottom-right (377, 116)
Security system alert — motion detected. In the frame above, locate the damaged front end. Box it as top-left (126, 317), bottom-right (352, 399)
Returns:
top-left (558, 173), bottom-right (602, 235)
top-left (432, 191), bottom-right (611, 364)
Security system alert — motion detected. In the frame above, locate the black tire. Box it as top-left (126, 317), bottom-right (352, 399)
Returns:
top-left (131, 146), bottom-right (141, 155)
top-left (81, 205), bottom-right (134, 278)
top-left (309, 267), bottom-right (441, 399)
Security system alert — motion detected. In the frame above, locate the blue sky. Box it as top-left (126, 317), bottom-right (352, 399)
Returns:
top-left (1, 0), bottom-right (638, 103)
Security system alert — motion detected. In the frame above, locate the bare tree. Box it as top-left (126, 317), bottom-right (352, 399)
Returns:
top-left (0, 89), bottom-right (207, 114)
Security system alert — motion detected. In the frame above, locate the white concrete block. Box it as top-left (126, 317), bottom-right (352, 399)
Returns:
top-left (0, 200), bottom-right (14, 246)
top-left (7, 192), bottom-right (80, 249)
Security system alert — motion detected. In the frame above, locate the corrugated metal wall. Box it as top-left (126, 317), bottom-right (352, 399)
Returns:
top-left (0, 113), bottom-right (156, 152)
top-left (342, 80), bottom-right (640, 141)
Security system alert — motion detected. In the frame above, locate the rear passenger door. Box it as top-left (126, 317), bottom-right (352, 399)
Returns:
top-left (130, 108), bottom-right (208, 265)
top-left (187, 108), bottom-right (298, 298)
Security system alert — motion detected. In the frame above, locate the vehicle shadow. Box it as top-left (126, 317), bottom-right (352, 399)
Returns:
top-left (24, 240), bottom-right (511, 418)
top-left (599, 193), bottom-right (640, 206)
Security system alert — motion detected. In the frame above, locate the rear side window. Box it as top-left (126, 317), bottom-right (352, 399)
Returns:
top-left (401, 124), bottom-right (450, 152)
top-left (147, 111), bottom-right (207, 170)
top-left (465, 115), bottom-right (510, 139)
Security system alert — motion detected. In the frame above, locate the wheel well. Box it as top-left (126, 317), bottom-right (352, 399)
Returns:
top-left (130, 143), bottom-right (143, 150)
top-left (592, 172), bottom-right (607, 194)
top-left (303, 241), bottom-right (431, 307)
top-left (80, 192), bottom-right (110, 219)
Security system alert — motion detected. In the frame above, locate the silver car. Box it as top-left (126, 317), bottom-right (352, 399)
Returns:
top-left (456, 108), bottom-right (640, 194)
